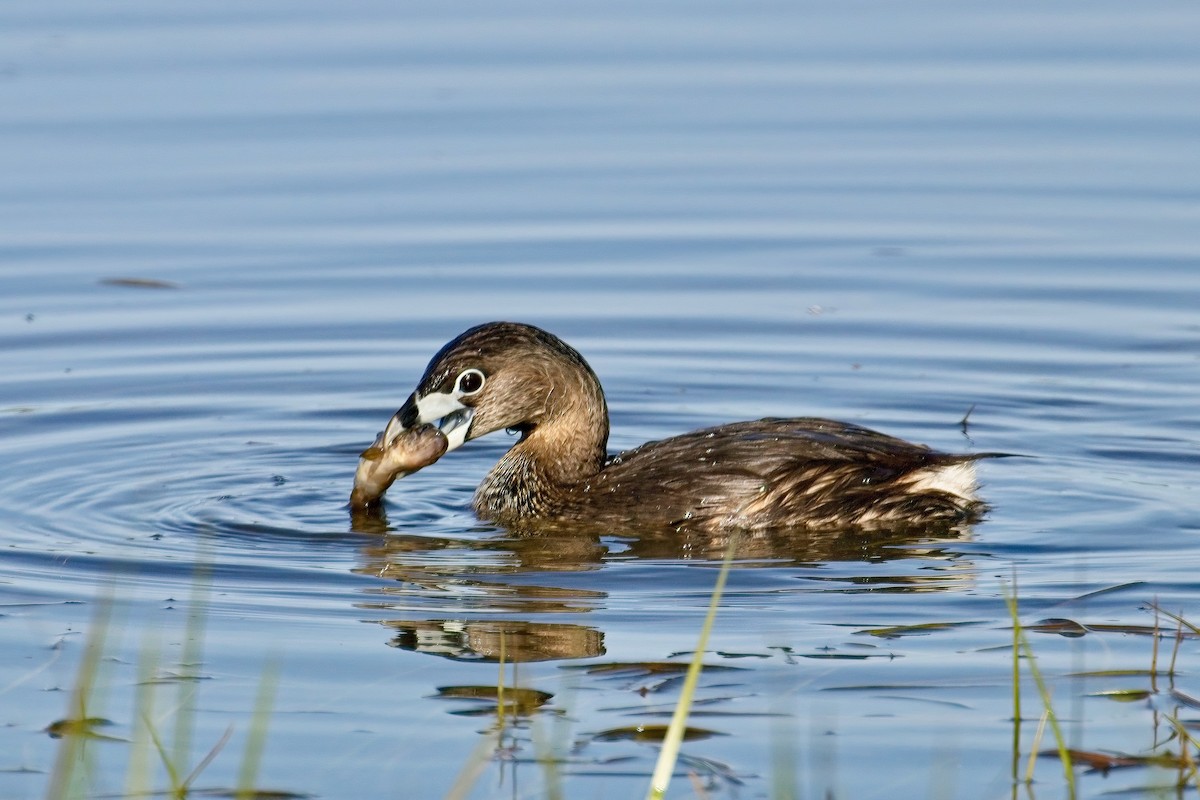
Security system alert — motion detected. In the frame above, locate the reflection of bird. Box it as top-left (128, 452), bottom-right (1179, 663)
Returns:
top-left (384, 618), bottom-right (605, 663)
top-left (369, 321), bottom-right (999, 532)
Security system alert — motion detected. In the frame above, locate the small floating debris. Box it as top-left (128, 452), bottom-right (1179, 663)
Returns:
top-left (561, 661), bottom-right (745, 677)
top-left (560, 660), bottom-right (747, 697)
top-left (136, 669), bottom-right (214, 685)
top-left (194, 790), bottom-right (314, 799)
top-left (1039, 748), bottom-right (1182, 775)
top-left (433, 684), bottom-right (553, 716)
top-left (856, 620), bottom-right (984, 639)
top-left (1087, 688), bottom-right (1152, 702)
top-left (713, 651), bottom-right (771, 659)
top-left (798, 652), bottom-right (899, 661)
top-left (44, 717), bottom-right (120, 740)
top-left (99, 277), bottom-right (180, 289)
top-left (1026, 618), bottom-right (1198, 638)
top-left (591, 723), bottom-right (723, 743)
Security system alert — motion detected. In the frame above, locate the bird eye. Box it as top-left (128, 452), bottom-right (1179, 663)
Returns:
top-left (455, 368), bottom-right (485, 395)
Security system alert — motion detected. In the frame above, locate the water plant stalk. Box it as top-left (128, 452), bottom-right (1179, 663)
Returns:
top-left (646, 536), bottom-right (738, 800)
top-left (1003, 583), bottom-right (1076, 798)
top-left (1010, 572), bottom-right (1021, 792)
top-left (235, 659), bottom-right (280, 799)
top-left (44, 591), bottom-right (114, 800)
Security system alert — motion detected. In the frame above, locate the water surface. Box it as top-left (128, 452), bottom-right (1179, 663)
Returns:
top-left (2, 1), bottom-right (1199, 798)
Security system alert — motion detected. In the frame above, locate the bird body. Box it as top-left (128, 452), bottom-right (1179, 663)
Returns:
top-left (351, 322), bottom-right (995, 532)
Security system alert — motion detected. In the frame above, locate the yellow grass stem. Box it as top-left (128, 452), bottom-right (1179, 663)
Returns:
top-left (1010, 572), bottom-right (1022, 788)
top-left (235, 659), bottom-right (280, 799)
top-left (769, 711), bottom-right (799, 800)
top-left (443, 632), bottom-right (508, 800)
top-left (497, 633), bottom-right (506, 732)
top-left (1164, 711), bottom-right (1200, 792)
top-left (1024, 709), bottom-right (1047, 784)
top-left (443, 731), bottom-right (501, 800)
top-left (1003, 584), bottom-right (1075, 798)
top-left (182, 723), bottom-right (233, 790)
top-left (1169, 617), bottom-right (1185, 678)
top-left (646, 537), bottom-right (738, 800)
top-left (1148, 602), bottom-right (1200, 637)
top-left (532, 668), bottom-right (579, 800)
top-left (142, 711), bottom-right (183, 794)
top-left (173, 558), bottom-right (213, 776)
top-left (123, 633), bottom-right (160, 797)
top-left (44, 592), bottom-right (114, 800)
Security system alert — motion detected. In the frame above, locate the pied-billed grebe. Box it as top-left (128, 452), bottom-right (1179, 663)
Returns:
top-left (351, 321), bottom-right (999, 532)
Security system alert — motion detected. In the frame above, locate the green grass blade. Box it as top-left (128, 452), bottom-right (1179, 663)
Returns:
top-left (443, 730), bottom-right (501, 800)
top-left (123, 633), bottom-right (160, 798)
top-left (174, 557), bottom-right (213, 776)
top-left (1009, 571), bottom-right (1021, 789)
top-left (183, 723), bottom-right (233, 790)
top-left (44, 590), bottom-right (114, 800)
top-left (1003, 584), bottom-right (1075, 798)
top-left (646, 536), bottom-right (737, 800)
top-left (143, 710), bottom-right (183, 794)
top-left (444, 633), bottom-right (507, 800)
top-left (235, 659), bottom-right (280, 799)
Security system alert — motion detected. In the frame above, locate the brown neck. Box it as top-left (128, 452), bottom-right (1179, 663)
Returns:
top-left (517, 411), bottom-right (609, 483)
top-left (475, 377), bottom-right (609, 520)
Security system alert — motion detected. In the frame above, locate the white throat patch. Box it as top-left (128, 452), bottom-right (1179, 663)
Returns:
top-left (415, 392), bottom-right (472, 452)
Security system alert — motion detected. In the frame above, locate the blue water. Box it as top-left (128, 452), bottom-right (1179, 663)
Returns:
top-left (2, 2), bottom-right (1199, 798)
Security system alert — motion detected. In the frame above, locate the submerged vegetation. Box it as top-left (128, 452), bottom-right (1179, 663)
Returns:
top-left (1008, 591), bottom-right (1198, 799)
top-left (40, 577), bottom-right (292, 800)
top-left (1025, 600), bottom-right (1200, 796)
top-left (36, 566), bottom-right (1200, 799)
top-left (428, 561), bottom-right (1200, 799)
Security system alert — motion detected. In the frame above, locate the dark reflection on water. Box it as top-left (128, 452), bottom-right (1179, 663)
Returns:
top-left (348, 518), bottom-right (980, 662)
top-left (352, 507), bottom-right (979, 570)
top-left (354, 524), bottom-right (978, 584)
top-left (383, 618), bottom-right (605, 662)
